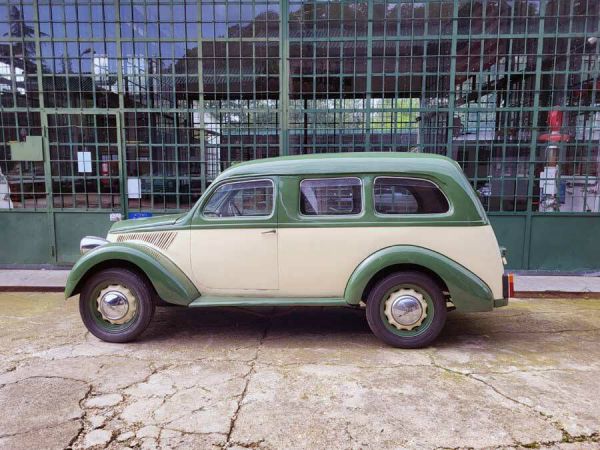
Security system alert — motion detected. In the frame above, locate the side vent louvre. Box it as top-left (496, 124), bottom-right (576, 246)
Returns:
top-left (116, 232), bottom-right (177, 250)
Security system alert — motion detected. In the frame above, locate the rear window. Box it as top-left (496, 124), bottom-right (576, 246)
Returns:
top-left (374, 177), bottom-right (449, 214)
top-left (300, 177), bottom-right (362, 216)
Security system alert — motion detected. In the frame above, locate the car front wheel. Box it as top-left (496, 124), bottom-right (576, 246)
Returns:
top-left (79, 268), bottom-right (155, 343)
top-left (366, 271), bottom-right (447, 349)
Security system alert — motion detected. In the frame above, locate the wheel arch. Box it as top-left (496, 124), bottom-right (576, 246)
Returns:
top-left (65, 243), bottom-right (199, 306)
top-left (343, 245), bottom-right (494, 312)
top-left (361, 263), bottom-right (449, 306)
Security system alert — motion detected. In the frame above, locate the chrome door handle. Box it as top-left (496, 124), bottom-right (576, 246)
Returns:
top-left (261, 229), bottom-right (276, 234)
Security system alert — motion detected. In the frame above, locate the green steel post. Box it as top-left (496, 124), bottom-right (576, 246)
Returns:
top-left (446, 0), bottom-right (459, 158)
top-left (197, 0), bottom-right (207, 192)
top-left (365, 0), bottom-right (373, 152)
top-left (279, 0), bottom-right (290, 156)
top-left (523, 0), bottom-right (547, 270)
top-left (115, 0), bottom-right (128, 218)
top-left (32, 0), bottom-right (56, 262)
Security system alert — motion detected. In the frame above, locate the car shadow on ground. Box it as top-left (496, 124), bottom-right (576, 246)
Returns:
top-left (135, 305), bottom-right (564, 349)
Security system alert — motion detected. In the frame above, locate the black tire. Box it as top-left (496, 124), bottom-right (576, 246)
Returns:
top-left (79, 268), bottom-right (155, 343)
top-left (365, 271), bottom-right (447, 349)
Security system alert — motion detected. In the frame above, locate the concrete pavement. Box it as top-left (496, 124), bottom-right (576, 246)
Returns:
top-left (0, 292), bottom-right (599, 449)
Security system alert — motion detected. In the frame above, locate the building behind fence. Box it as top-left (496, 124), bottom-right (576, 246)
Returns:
top-left (0, 0), bottom-right (599, 269)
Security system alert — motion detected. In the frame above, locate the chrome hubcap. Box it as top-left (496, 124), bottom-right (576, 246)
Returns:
top-left (384, 288), bottom-right (428, 331)
top-left (97, 285), bottom-right (137, 325)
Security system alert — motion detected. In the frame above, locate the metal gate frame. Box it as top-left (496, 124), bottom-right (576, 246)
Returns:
top-left (39, 110), bottom-right (124, 264)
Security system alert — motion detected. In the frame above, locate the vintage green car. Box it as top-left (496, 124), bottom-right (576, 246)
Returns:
top-left (65, 153), bottom-right (511, 348)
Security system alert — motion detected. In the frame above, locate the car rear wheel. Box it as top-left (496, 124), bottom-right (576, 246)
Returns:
top-left (365, 271), bottom-right (447, 349)
top-left (79, 268), bottom-right (155, 343)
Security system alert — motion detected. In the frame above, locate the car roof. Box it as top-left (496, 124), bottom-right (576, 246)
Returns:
top-left (216, 152), bottom-right (461, 180)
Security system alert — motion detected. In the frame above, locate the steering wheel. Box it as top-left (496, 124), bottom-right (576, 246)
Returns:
top-left (227, 202), bottom-right (241, 216)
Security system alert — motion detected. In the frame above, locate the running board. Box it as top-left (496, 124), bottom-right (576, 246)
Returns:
top-left (188, 296), bottom-right (348, 308)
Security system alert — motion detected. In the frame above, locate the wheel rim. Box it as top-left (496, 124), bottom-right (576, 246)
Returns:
top-left (97, 285), bottom-right (138, 324)
top-left (88, 282), bottom-right (139, 333)
top-left (380, 284), bottom-right (435, 337)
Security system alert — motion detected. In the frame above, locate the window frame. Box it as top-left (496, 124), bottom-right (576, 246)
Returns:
top-left (298, 176), bottom-right (364, 218)
top-left (200, 178), bottom-right (276, 221)
top-left (372, 176), bottom-right (452, 217)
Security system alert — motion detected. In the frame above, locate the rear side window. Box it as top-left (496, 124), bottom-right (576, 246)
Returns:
top-left (300, 177), bottom-right (362, 216)
top-left (374, 177), bottom-right (449, 214)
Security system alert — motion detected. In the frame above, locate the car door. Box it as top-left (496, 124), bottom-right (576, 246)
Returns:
top-left (277, 176), bottom-right (366, 297)
top-left (190, 178), bottom-right (278, 294)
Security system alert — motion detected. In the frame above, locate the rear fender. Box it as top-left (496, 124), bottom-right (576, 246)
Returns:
top-left (344, 245), bottom-right (494, 312)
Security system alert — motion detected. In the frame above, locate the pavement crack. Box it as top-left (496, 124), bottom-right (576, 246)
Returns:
top-left (223, 317), bottom-right (270, 449)
top-left (343, 420), bottom-right (358, 445)
top-left (2, 365), bottom-right (17, 374)
top-left (228, 438), bottom-right (266, 449)
top-left (486, 431), bottom-right (600, 449)
top-left (65, 382), bottom-right (93, 449)
top-left (0, 374), bottom-right (88, 389)
top-left (469, 373), bottom-right (548, 414)
top-left (428, 354), bottom-right (568, 445)
top-left (471, 367), bottom-right (595, 375)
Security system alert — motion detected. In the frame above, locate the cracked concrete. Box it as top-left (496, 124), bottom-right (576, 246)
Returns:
top-left (0, 294), bottom-right (599, 449)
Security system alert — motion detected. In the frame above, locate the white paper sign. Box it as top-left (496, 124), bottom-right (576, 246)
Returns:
top-left (77, 151), bottom-right (92, 173)
top-left (127, 177), bottom-right (142, 199)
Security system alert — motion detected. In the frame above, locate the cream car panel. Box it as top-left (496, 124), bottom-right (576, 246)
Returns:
top-left (107, 230), bottom-right (194, 281)
top-left (190, 228), bottom-right (278, 291)
top-left (277, 225), bottom-right (504, 299)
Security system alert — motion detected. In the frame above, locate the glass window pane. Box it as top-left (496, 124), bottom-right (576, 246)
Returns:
top-left (203, 179), bottom-right (273, 218)
top-left (300, 177), bottom-right (362, 216)
top-left (374, 177), bottom-right (449, 215)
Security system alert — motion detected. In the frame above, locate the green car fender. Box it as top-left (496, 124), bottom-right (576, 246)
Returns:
top-left (65, 243), bottom-right (199, 306)
top-left (344, 245), bottom-right (494, 312)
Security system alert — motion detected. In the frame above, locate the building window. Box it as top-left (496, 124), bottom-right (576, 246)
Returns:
top-left (300, 177), bottom-right (362, 216)
top-left (203, 179), bottom-right (273, 218)
top-left (374, 177), bottom-right (449, 215)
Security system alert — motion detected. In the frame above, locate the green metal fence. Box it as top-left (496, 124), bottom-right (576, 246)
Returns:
top-left (0, 0), bottom-right (599, 269)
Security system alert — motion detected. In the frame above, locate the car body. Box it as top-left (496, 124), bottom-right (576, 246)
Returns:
top-left (66, 152), bottom-right (511, 348)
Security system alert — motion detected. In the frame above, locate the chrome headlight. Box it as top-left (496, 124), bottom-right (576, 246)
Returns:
top-left (80, 236), bottom-right (108, 255)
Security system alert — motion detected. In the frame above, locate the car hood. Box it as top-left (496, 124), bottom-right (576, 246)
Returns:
top-left (109, 213), bottom-right (185, 233)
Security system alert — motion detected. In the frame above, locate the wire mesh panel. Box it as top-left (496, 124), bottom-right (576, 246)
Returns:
top-left (450, 0), bottom-right (600, 213)
top-left (0, 0), bottom-right (598, 216)
top-left (0, 111), bottom-right (44, 209)
top-left (287, 1), bottom-right (453, 155)
top-left (200, 0), bottom-right (281, 171)
top-left (48, 113), bottom-right (121, 210)
top-left (118, 0), bottom-right (281, 211)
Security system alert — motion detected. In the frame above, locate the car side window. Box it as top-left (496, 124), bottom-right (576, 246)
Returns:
top-left (203, 179), bottom-right (274, 218)
top-left (300, 177), bottom-right (362, 216)
top-left (374, 177), bottom-right (449, 214)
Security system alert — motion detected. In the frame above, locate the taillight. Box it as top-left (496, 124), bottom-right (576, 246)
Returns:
top-left (507, 273), bottom-right (515, 298)
top-left (503, 273), bottom-right (515, 299)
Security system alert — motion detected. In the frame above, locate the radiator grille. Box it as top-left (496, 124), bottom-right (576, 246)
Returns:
top-left (116, 232), bottom-right (177, 250)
